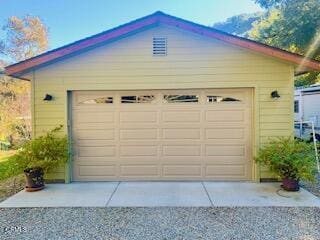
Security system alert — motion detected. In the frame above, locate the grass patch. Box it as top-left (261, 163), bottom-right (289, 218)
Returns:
top-left (0, 151), bottom-right (24, 202)
top-left (0, 158), bottom-right (15, 181)
top-left (0, 151), bottom-right (17, 181)
top-left (0, 150), bottom-right (16, 162)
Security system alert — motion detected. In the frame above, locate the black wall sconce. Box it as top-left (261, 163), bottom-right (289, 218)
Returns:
top-left (43, 94), bottom-right (53, 101)
top-left (271, 90), bottom-right (280, 100)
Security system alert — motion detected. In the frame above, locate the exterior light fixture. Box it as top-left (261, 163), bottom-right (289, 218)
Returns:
top-left (271, 90), bottom-right (280, 100)
top-left (43, 94), bottom-right (53, 101)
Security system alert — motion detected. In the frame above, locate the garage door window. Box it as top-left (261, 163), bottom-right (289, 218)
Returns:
top-left (121, 95), bottom-right (155, 103)
top-left (80, 97), bottom-right (113, 104)
top-left (207, 95), bottom-right (241, 103)
top-left (163, 95), bottom-right (199, 103)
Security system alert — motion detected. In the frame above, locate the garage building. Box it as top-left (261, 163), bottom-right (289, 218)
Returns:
top-left (5, 12), bottom-right (320, 182)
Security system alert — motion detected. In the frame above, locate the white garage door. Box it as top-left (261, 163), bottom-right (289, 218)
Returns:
top-left (72, 89), bottom-right (253, 181)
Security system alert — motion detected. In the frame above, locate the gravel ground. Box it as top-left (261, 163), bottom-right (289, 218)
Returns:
top-left (301, 173), bottom-right (320, 198)
top-left (0, 207), bottom-right (319, 240)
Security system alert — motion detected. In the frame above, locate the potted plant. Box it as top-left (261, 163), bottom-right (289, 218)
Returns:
top-left (7, 125), bottom-right (68, 192)
top-left (255, 137), bottom-right (316, 191)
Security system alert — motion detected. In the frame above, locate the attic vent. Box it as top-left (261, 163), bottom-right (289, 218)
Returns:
top-left (153, 37), bottom-right (167, 56)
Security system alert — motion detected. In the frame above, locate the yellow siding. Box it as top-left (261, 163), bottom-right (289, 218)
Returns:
top-left (26, 24), bottom-right (294, 181)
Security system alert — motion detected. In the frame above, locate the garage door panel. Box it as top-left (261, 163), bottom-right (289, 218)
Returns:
top-left (161, 157), bottom-right (202, 164)
top-left (205, 128), bottom-right (245, 139)
top-left (163, 128), bottom-right (201, 139)
top-left (203, 122), bottom-right (247, 128)
top-left (119, 124), bottom-right (160, 130)
top-left (120, 165), bottom-right (159, 176)
top-left (163, 165), bottom-right (202, 176)
top-left (74, 175), bottom-right (118, 181)
top-left (120, 145), bottom-right (158, 156)
top-left (116, 141), bottom-right (160, 146)
top-left (75, 111), bottom-right (114, 123)
top-left (206, 110), bottom-right (245, 122)
top-left (76, 122), bottom-right (116, 130)
top-left (205, 145), bottom-right (245, 156)
top-left (76, 139), bottom-right (117, 147)
top-left (206, 165), bottom-right (247, 177)
top-left (119, 158), bottom-right (159, 165)
top-left (163, 145), bottom-right (201, 156)
top-left (120, 129), bottom-right (158, 140)
top-left (78, 146), bottom-right (116, 157)
top-left (72, 89), bottom-right (253, 181)
top-left (75, 158), bottom-right (118, 165)
top-left (120, 111), bottom-right (158, 123)
top-left (73, 106), bottom-right (116, 112)
top-left (204, 104), bottom-right (246, 110)
top-left (162, 111), bottom-right (201, 122)
top-left (78, 165), bottom-right (116, 177)
top-left (204, 156), bottom-right (246, 164)
top-left (203, 140), bottom-right (246, 146)
top-left (76, 129), bottom-right (115, 140)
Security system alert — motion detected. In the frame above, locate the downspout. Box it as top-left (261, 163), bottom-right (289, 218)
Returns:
top-left (31, 71), bottom-right (36, 139)
top-left (299, 90), bottom-right (304, 138)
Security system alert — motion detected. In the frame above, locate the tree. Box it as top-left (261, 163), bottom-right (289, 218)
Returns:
top-left (0, 16), bottom-right (48, 62)
top-left (213, 12), bottom-right (263, 37)
top-left (0, 16), bottom-right (48, 146)
top-left (254, 0), bottom-right (286, 9)
top-left (249, 0), bottom-right (320, 86)
top-left (250, 0), bottom-right (320, 55)
top-left (0, 77), bottom-right (31, 143)
top-left (214, 0), bottom-right (320, 86)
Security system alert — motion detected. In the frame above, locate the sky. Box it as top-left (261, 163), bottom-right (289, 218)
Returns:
top-left (0, 0), bottom-right (262, 50)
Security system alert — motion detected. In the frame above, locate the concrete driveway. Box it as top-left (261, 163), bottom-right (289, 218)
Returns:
top-left (0, 182), bottom-right (319, 208)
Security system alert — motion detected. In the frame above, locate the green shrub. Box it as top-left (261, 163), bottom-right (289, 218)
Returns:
top-left (255, 137), bottom-right (316, 182)
top-left (6, 125), bottom-right (69, 177)
top-left (0, 157), bottom-right (18, 180)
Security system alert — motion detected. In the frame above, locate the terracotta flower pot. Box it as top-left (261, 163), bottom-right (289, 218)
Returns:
top-left (281, 178), bottom-right (299, 191)
top-left (24, 167), bottom-right (45, 192)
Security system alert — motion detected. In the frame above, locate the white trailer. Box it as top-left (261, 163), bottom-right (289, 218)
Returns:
top-left (295, 85), bottom-right (320, 129)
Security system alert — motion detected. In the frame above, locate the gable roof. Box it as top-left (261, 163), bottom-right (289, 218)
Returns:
top-left (5, 11), bottom-right (320, 78)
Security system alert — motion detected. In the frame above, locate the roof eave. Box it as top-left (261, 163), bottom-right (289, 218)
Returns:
top-left (5, 11), bottom-right (320, 76)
